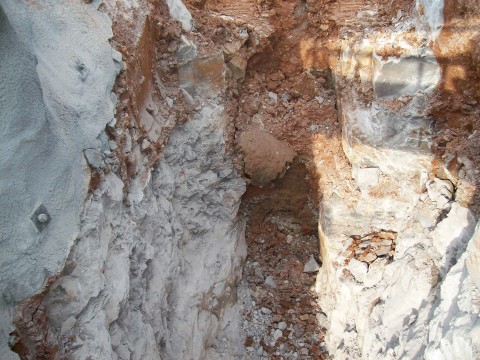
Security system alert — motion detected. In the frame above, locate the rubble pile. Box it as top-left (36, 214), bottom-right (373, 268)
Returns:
top-left (344, 231), bottom-right (397, 265)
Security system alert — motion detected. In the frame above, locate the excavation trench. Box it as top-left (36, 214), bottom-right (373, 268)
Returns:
top-left (238, 159), bottom-right (328, 359)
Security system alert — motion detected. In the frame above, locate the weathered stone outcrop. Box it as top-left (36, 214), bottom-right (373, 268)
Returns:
top-left (2, 1), bottom-right (247, 359)
top-left (0, 1), bottom-right (120, 357)
top-left (1, 0), bottom-right (480, 359)
top-left (316, 1), bottom-right (480, 359)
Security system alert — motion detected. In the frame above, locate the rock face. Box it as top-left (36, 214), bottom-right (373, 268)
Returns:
top-left (0, 1), bottom-right (120, 356)
top-left (315, 1), bottom-right (480, 359)
top-left (30, 105), bottom-right (246, 360)
top-left (1, 1), bottom-right (247, 359)
top-left (373, 56), bottom-right (441, 99)
top-left (2, 0), bottom-right (480, 359)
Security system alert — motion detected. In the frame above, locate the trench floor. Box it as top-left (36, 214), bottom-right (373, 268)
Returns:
top-left (238, 161), bottom-right (328, 359)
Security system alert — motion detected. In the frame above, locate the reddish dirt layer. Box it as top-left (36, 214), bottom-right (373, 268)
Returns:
top-left (9, 277), bottom-right (59, 359)
top-left (222, 0), bottom-right (415, 200)
top-left (430, 0), bottom-right (480, 215)
top-left (98, 0), bottom-right (197, 196)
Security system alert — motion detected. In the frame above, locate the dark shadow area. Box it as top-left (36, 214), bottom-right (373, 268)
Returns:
top-left (239, 159), bottom-right (327, 358)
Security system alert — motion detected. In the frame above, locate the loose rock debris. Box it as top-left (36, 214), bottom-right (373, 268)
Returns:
top-left (237, 162), bottom-right (329, 359)
top-left (344, 230), bottom-right (397, 265)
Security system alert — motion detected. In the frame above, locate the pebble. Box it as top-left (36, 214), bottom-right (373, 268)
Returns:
top-left (358, 252), bottom-right (377, 263)
top-left (108, 140), bottom-right (118, 151)
top-left (374, 246), bottom-right (391, 256)
top-left (268, 92), bottom-right (278, 103)
top-left (273, 329), bottom-right (283, 340)
top-left (303, 254), bottom-right (320, 273)
top-left (286, 234), bottom-right (294, 243)
top-left (257, 346), bottom-right (264, 356)
top-left (359, 241), bottom-right (372, 249)
top-left (300, 348), bottom-right (309, 356)
top-left (261, 307), bottom-right (272, 315)
top-left (265, 276), bottom-right (276, 288)
top-left (316, 312), bottom-right (328, 327)
top-left (278, 321), bottom-right (287, 330)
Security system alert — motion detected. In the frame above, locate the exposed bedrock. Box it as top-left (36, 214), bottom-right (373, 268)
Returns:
top-left (0, 1), bottom-right (120, 357)
top-left (316, 1), bottom-right (480, 359)
top-left (1, 0), bottom-right (480, 359)
top-left (2, 1), bottom-right (246, 359)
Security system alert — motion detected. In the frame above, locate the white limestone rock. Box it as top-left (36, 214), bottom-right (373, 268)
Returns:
top-left (425, 227), bottom-right (480, 360)
top-left (353, 166), bottom-right (380, 190)
top-left (426, 177), bottom-right (454, 209)
top-left (432, 203), bottom-right (476, 274)
top-left (303, 255), bottom-right (320, 273)
top-left (466, 223), bottom-right (480, 290)
top-left (348, 258), bottom-right (368, 282)
top-left (0, 1), bottom-right (120, 356)
top-left (165, 0), bottom-right (193, 31)
top-left (373, 55), bottom-right (441, 99)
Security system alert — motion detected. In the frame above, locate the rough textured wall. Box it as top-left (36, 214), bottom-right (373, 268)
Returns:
top-left (315, 0), bottom-right (480, 358)
top-left (32, 104), bottom-right (246, 359)
top-left (2, 0), bottom-right (480, 359)
top-left (2, 1), bottom-right (248, 359)
top-left (0, 1), bottom-right (120, 357)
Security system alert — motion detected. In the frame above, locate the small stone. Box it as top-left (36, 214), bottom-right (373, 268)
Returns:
top-left (377, 239), bottom-right (393, 246)
top-left (303, 255), bottom-right (320, 273)
top-left (257, 346), bottom-right (264, 356)
top-left (286, 234), bottom-right (294, 243)
top-left (268, 92), bottom-right (278, 103)
top-left (300, 348), bottom-right (309, 356)
top-left (357, 252), bottom-right (377, 263)
top-left (141, 139), bottom-right (151, 150)
top-left (378, 231), bottom-right (396, 240)
top-left (374, 246), bottom-right (391, 257)
top-left (261, 307), bottom-right (272, 315)
top-left (247, 347), bottom-right (254, 352)
top-left (245, 337), bottom-right (254, 347)
top-left (359, 241), bottom-right (372, 249)
top-left (348, 258), bottom-right (368, 281)
top-left (228, 55), bottom-right (248, 80)
top-left (273, 329), bottom-right (283, 340)
top-left (265, 276), bottom-right (276, 288)
top-left (84, 148), bottom-right (104, 169)
top-left (316, 312), bottom-right (328, 327)
top-left (166, 97), bottom-right (174, 108)
top-left (176, 36), bottom-right (197, 63)
top-left (278, 321), bottom-right (287, 330)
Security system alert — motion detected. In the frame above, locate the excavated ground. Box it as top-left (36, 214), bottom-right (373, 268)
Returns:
top-left (105, 0), bottom-right (480, 358)
top-left (238, 161), bottom-right (328, 359)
